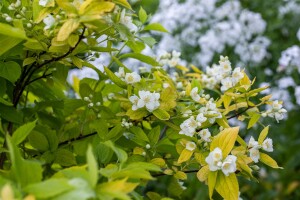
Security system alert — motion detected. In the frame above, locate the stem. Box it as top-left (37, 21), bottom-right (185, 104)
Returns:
top-left (152, 169), bottom-right (198, 177)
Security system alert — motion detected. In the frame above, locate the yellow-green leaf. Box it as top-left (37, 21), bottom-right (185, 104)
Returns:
top-left (143, 23), bottom-right (168, 33)
top-left (112, 0), bottom-right (132, 10)
top-left (153, 109), bottom-right (170, 120)
top-left (177, 149), bottom-right (193, 164)
top-left (215, 173), bottom-right (239, 200)
top-left (260, 153), bottom-right (283, 169)
top-left (87, 145), bottom-right (98, 187)
top-left (258, 126), bottom-right (269, 144)
top-left (210, 127), bottom-right (239, 157)
top-left (247, 113), bottom-right (261, 129)
top-left (174, 171), bottom-right (187, 180)
top-left (126, 108), bottom-right (148, 120)
top-left (104, 66), bottom-right (127, 89)
top-left (197, 165), bottom-right (209, 182)
top-left (57, 19), bottom-right (80, 41)
top-left (208, 171), bottom-right (218, 199)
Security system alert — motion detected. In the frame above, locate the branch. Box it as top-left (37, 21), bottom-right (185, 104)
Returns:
top-left (27, 73), bottom-right (52, 85)
top-left (152, 169), bottom-right (198, 177)
top-left (58, 131), bottom-right (97, 147)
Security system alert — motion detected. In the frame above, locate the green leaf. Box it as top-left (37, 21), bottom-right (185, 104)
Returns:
top-left (260, 153), bottom-right (283, 169)
top-left (215, 173), bottom-right (239, 200)
top-left (210, 127), bottom-right (239, 157)
top-left (96, 142), bottom-right (113, 164)
top-left (28, 131), bottom-right (49, 152)
top-left (119, 53), bottom-right (159, 66)
top-left (112, 0), bottom-right (132, 10)
top-left (7, 136), bottom-right (43, 187)
top-left (23, 40), bottom-right (48, 51)
top-left (130, 126), bottom-right (149, 144)
top-left (57, 19), bottom-right (80, 41)
top-left (0, 23), bottom-right (27, 39)
top-left (23, 57), bottom-right (36, 66)
top-left (0, 104), bottom-right (23, 124)
top-left (55, 149), bottom-right (77, 167)
top-left (12, 120), bottom-right (37, 145)
top-left (104, 140), bottom-right (128, 163)
top-left (127, 40), bottom-right (145, 53)
top-left (247, 113), bottom-right (261, 129)
top-left (104, 67), bottom-right (127, 89)
top-left (143, 23), bottom-right (168, 33)
top-left (87, 145), bottom-right (98, 187)
top-left (153, 109), bottom-right (170, 120)
top-left (106, 124), bottom-right (123, 141)
top-left (0, 61), bottom-right (21, 84)
top-left (148, 126), bottom-right (160, 145)
top-left (208, 171), bottom-right (218, 199)
top-left (140, 37), bottom-right (156, 47)
top-left (258, 126), bottom-right (270, 144)
top-left (0, 35), bottom-right (23, 56)
top-left (24, 179), bottom-right (74, 199)
top-left (139, 7), bottom-right (147, 23)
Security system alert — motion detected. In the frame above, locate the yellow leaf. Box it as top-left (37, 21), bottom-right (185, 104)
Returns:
top-left (176, 65), bottom-right (189, 71)
top-left (174, 171), bottom-right (187, 180)
top-left (210, 127), bottom-right (239, 157)
top-left (208, 171), bottom-right (218, 199)
top-left (222, 95), bottom-right (231, 109)
top-left (1, 184), bottom-right (14, 200)
top-left (215, 173), bottom-right (239, 200)
top-left (215, 117), bottom-right (230, 128)
top-left (150, 158), bottom-right (166, 167)
top-left (258, 126), bottom-right (269, 144)
top-left (191, 64), bottom-right (202, 73)
top-left (98, 178), bottom-right (138, 194)
top-left (260, 153), bottom-right (283, 169)
top-left (79, 1), bottom-right (115, 22)
top-left (133, 147), bottom-right (144, 155)
top-left (185, 82), bottom-right (191, 96)
top-left (57, 19), bottom-right (80, 41)
top-left (194, 152), bottom-right (207, 166)
top-left (177, 149), bottom-right (193, 164)
top-left (239, 72), bottom-right (251, 87)
top-left (197, 165), bottom-right (209, 182)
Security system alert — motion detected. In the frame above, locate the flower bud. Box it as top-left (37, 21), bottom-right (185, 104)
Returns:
top-left (5, 16), bottom-right (13, 22)
top-left (88, 103), bottom-right (94, 108)
top-left (27, 23), bottom-right (32, 28)
top-left (96, 102), bottom-right (101, 106)
top-left (146, 144), bottom-right (151, 149)
top-left (83, 97), bottom-right (89, 101)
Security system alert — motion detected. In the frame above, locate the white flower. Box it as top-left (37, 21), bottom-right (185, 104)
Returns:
top-left (125, 72), bottom-right (141, 84)
top-left (190, 87), bottom-right (201, 102)
top-left (232, 67), bottom-right (244, 84)
top-left (205, 147), bottom-right (223, 171)
top-left (248, 136), bottom-right (260, 149)
top-left (219, 56), bottom-right (232, 74)
top-left (182, 110), bottom-right (192, 117)
top-left (43, 14), bottom-right (55, 30)
top-left (129, 95), bottom-right (139, 111)
top-left (39, 0), bottom-right (54, 7)
top-left (206, 148), bottom-right (237, 176)
top-left (186, 141), bottom-right (196, 151)
top-left (249, 148), bottom-right (260, 163)
top-left (221, 155), bottom-right (237, 176)
top-left (196, 113), bottom-right (207, 124)
top-left (120, 9), bottom-right (137, 32)
top-left (198, 128), bottom-right (211, 142)
top-left (262, 138), bottom-right (273, 152)
top-left (137, 91), bottom-right (160, 112)
top-left (221, 77), bottom-right (234, 92)
top-left (179, 116), bottom-right (199, 137)
top-left (115, 67), bottom-right (125, 79)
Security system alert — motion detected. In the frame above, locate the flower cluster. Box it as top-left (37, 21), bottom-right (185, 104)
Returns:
top-left (179, 100), bottom-right (221, 137)
top-left (202, 56), bottom-right (244, 91)
top-left (152, 0), bottom-right (269, 66)
top-left (158, 50), bottom-right (181, 68)
top-left (198, 128), bottom-right (211, 142)
top-left (205, 147), bottom-right (237, 176)
top-left (115, 67), bottom-right (141, 84)
top-left (121, 118), bottom-right (133, 129)
top-left (262, 100), bottom-right (287, 122)
top-left (129, 91), bottom-right (160, 112)
top-left (248, 136), bottom-right (273, 163)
